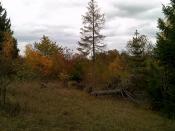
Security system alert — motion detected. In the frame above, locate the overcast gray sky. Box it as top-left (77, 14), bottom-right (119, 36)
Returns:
top-left (1, 0), bottom-right (169, 54)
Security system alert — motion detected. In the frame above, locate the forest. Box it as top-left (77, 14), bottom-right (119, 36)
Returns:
top-left (0, 0), bottom-right (175, 130)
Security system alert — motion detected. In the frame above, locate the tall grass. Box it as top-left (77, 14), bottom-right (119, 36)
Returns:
top-left (0, 81), bottom-right (174, 131)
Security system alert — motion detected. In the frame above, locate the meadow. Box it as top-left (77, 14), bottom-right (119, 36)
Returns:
top-left (0, 81), bottom-right (174, 131)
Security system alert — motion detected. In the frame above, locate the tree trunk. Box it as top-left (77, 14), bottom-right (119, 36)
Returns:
top-left (2, 86), bottom-right (6, 105)
top-left (0, 86), bottom-right (2, 106)
top-left (92, 3), bottom-right (95, 62)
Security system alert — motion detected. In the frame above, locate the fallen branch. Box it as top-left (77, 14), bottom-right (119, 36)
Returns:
top-left (91, 88), bottom-right (139, 104)
top-left (124, 90), bottom-right (139, 104)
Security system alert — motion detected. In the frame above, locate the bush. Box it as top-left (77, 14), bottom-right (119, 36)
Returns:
top-left (69, 57), bottom-right (88, 83)
top-left (70, 62), bottom-right (84, 82)
top-left (147, 60), bottom-right (163, 109)
top-left (146, 60), bottom-right (175, 118)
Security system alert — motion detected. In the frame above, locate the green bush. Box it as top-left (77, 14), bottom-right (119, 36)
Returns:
top-left (147, 61), bottom-right (163, 109)
top-left (70, 60), bottom-right (85, 83)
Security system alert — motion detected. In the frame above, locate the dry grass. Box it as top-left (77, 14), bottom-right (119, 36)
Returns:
top-left (0, 81), bottom-right (175, 131)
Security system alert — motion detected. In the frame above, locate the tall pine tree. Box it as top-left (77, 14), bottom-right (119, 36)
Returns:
top-left (78, 0), bottom-right (105, 62)
top-left (0, 2), bottom-right (18, 58)
top-left (156, 0), bottom-right (175, 114)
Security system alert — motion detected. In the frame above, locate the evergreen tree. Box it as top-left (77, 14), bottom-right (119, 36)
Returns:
top-left (127, 30), bottom-right (149, 91)
top-left (78, 0), bottom-right (105, 62)
top-left (156, 0), bottom-right (175, 115)
top-left (0, 2), bottom-right (18, 58)
top-left (34, 36), bottom-right (63, 56)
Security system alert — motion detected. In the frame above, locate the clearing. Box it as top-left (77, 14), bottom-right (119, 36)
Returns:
top-left (0, 81), bottom-right (174, 131)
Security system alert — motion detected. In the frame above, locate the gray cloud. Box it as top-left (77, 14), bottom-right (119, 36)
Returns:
top-left (12, 23), bottom-right (79, 55)
top-left (1, 0), bottom-right (169, 55)
top-left (115, 4), bottom-right (154, 15)
top-left (106, 1), bottom-right (163, 21)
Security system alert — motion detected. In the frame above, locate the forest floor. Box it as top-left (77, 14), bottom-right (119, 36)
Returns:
top-left (0, 81), bottom-right (175, 131)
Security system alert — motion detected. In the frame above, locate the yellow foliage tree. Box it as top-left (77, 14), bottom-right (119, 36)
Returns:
top-left (2, 32), bottom-right (16, 59)
top-left (25, 44), bottom-right (54, 77)
top-left (109, 56), bottom-right (126, 76)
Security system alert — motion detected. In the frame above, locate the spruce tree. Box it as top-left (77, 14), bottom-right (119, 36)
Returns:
top-left (78, 0), bottom-right (105, 62)
top-left (0, 2), bottom-right (18, 58)
top-left (127, 30), bottom-right (148, 91)
top-left (156, 0), bottom-right (175, 114)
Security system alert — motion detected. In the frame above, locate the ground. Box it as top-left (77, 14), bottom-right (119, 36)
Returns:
top-left (0, 81), bottom-right (175, 131)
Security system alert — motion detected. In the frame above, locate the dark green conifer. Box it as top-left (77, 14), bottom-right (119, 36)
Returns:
top-left (0, 2), bottom-right (18, 57)
top-left (156, 0), bottom-right (175, 114)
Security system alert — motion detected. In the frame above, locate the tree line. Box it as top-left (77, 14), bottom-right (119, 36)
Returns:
top-left (0, 0), bottom-right (175, 118)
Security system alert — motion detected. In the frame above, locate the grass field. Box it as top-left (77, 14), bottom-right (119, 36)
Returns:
top-left (0, 81), bottom-right (175, 131)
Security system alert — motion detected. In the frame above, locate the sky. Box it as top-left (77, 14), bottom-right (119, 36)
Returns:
top-left (1, 0), bottom-right (170, 55)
